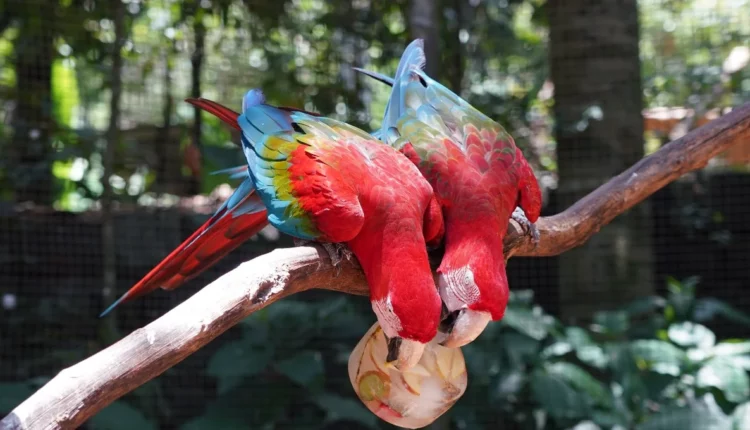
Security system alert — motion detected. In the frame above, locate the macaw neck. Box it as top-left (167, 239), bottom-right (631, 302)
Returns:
top-left (442, 211), bottom-right (507, 263)
top-left (347, 222), bottom-right (440, 342)
top-left (346, 222), bottom-right (433, 300)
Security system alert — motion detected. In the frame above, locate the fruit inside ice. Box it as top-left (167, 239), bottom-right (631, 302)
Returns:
top-left (348, 322), bottom-right (469, 429)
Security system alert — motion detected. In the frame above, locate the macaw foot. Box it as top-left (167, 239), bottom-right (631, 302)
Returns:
top-left (293, 239), bottom-right (353, 275)
top-left (511, 207), bottom-right (540, 246)
top-left (321, 242), bottom-right (354, 274)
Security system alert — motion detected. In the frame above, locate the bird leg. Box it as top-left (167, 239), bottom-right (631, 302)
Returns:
top-left (321, 242), bottom-right (354, 269)
top-left (511, 207), bottom-right (540, 245)
top-left (292, 239), bottom-right (353, 275)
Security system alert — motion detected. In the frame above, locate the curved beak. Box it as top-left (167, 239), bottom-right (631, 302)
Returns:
top-left (438, 308), bottom-right (492, 348)
top-left (385, 337), bottom-right (426, 371)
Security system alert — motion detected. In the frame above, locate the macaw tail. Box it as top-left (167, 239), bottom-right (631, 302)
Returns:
top-left (101, 97), bottom-right (267, 317)
top-left (100, 179), bottom-right (268, 317)
top-left (185, 96), bottom-right (321, 136)
top-left (353, 38), bottom-right (425, 88)
top-left (353, 39), bottom-right (427, 144)
top-left (101, 94), bottom-right (321, 317)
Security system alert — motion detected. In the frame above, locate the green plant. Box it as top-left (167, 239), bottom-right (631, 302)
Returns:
top-left (182, 295), bottom-right (380, 429)
top-left (448, 276), bottom-right (750, 430)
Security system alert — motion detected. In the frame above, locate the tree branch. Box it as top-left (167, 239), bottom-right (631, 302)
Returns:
top-left (504, 102), bottom-right (750, 258)
top-left (2, 103), bottom-right (749, 430)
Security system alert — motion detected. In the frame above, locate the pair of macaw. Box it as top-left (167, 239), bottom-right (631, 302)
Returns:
top-left (101, 40), bottom-right (541, 371)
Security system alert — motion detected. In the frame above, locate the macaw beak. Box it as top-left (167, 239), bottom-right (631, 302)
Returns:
top-left (438, 308), bottom-right (492, 348)
top-left (385, 337), bottom-right (426, 371)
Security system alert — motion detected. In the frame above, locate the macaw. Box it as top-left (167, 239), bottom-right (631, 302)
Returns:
top-left (101, 89), bottom-right (446, 370)
top-left (354, 39), bottom-right (542, 348)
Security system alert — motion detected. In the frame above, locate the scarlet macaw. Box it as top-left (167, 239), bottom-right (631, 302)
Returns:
top-left (355, 40), bottom-right (542, 348)
top-left (102, 89), bottom-right (445, 370)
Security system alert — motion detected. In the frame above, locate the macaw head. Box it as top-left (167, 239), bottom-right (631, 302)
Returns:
top-left (436, 242), bottom-right (508, 348)
top-left (371, 263), bottom-right (442, 371)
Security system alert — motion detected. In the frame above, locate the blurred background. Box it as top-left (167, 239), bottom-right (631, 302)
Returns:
top-left (1, 0), bottom-right (750, 428)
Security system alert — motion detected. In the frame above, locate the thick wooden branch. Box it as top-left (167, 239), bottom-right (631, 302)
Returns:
top-left (1, 247), bottom-right (368, 430)
top-left (504, 102), bottom-right (750, 258)
top-left (2, 103), bottom-right (749, 430)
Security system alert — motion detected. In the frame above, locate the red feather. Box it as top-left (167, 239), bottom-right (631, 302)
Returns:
top-left (100, 190), bottom-right (268, 316)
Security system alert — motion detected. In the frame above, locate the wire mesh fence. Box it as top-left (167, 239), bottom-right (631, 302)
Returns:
top-left (1, 0), bottom-right (749, 429)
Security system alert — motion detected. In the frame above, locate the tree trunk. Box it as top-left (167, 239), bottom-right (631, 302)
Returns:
top-left (548, 0), bottom-right (653, 320)
top-left (9, 5), bottom-right (55, 204)
top-left (408, 0), bottom-right (440, 76)
top-left (440, 0), bottom-right (465, 92)
top-left (155, 42), bottom-right (178, 195)
top-left (188, 12), bottom-right (205, 195)
top-left (100, 0), bottom-right (126, 342)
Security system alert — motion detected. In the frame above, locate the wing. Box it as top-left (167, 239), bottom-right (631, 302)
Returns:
top-left (362, 40), bottom-right (518, 175)
top-left (238, 91), bottom-right (367, 243)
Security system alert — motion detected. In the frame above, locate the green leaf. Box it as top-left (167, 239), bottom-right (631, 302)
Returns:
top-left (592, 410), bottom-right (629, 428)
top-left (591, 311), bottom-right (629, 335)
top-left (570, 421), bottom-right (601, 430)
top-left (712, 341), bottom-right (750, 357)
top-left (732, 402), bottom-right (750, 430)
top-left (566, 327), bottom-right (594, 348)
top-left (624, 296), bottom-right (667, 316)
top-left (530, 371), bottom-right (589, 419)
top-left (493, 370), bottom-right (526, 400)
top-left (540, 341), bottom-right (573, 359)
top-left (636, 406), bottom-right (729, 430)
top-left (207, 340), bottom-right (273, 394)
top-left (545, 362), bottom-right (611, 406)
top-left (578, 345), bottom-right (609, 369)
top-left (694, 298), bottom-right (750, 326)
top-left (89, 401), bottom-right (156, 430)
top-left (668, 322), bottom-right (716, 349)
top-left (642, 371), bottom-right (678, 399)
top-left (180, 379), bottom-right (290, 430)
top-left (315, 296), bottom-right (370, 340)
top-left (502, 306), bottom-right (550, 340)
top-left (697, 358), bottom-right (750, 403)
top-left (0, 382), bottom-right (35, 412)
top-left (315, 394), bottom-right (377, 428)
top-left (501, 332), bottom-right (541, 367)
top-left (564, 327), bottom-right (609, 368)
top-left (630, 340), bottom-right (686, 375)
top-left (275, 350), bottom-right (325, 387)
top-left (509, 289), bottom-right (535, 307)
top-left (667, 277), bottom-right (698, 319)
top-left (729, 356), bottom-right (750, 370)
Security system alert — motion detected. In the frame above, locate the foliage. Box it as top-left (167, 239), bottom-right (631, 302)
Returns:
top-left (0, 0), bottom-right (553, 207)
top-left (446, 276), bottom-right (750, 430)
top-left (2, 0), bottom-right (746, 206)
top-left (182, 294), bottom-right (379, 429)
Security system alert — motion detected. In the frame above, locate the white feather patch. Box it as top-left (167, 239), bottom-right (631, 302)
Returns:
top-left (372, 296), bottom-right (402, 338)
top-left (439, 267), bottom-right (480, 312)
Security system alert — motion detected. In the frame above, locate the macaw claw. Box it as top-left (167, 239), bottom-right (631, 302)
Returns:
top-left (293, 239), bottom-right (353, 275)
top-left (511, 207), bottom-right (540, 247)
top-left (321, 242), bottom-right (354, 273)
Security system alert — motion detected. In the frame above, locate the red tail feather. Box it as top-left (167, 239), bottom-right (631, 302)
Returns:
top-left (185, 97), bottom-right (321, 132)
top-left (101, 194), bottom-right (268, 316)
top-left (185, 98), bottom-right (241, 130)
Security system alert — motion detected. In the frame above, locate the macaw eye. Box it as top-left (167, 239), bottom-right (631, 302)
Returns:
top-left (464, 269), bottom-right (474, 285)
